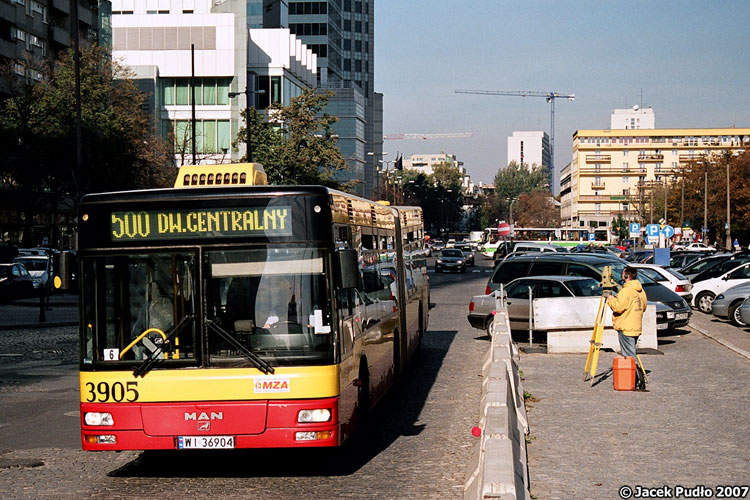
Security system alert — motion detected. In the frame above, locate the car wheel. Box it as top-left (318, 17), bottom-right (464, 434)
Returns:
top-left (729, 301), bottom-right (747, 327)
top-left (696, 291), bottom-right (716, 314)
top-left (485, 318), bottom-right (494, 337)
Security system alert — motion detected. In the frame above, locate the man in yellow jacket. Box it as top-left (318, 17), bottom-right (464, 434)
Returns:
top-left (606, 266), bottom-right (648, 390)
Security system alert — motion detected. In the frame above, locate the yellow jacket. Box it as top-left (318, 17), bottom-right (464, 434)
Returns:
top-left (607, 279), bottom-right (647, 337)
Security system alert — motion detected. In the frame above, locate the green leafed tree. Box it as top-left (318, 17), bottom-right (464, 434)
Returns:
top-left (234, 89), bottom-right (348, 189)
top-left (0, 46), bottom-right (173, 246)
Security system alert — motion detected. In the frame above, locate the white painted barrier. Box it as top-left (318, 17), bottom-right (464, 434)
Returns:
top-left (464, 310), bottom-right (531, 500)
top-left (532, 296), bottom-right (658, 353)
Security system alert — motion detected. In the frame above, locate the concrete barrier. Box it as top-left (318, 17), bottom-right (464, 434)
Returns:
top-left (532, 296), bottom-right (658, 353)
top-left (464, 309), bottom-right (531, 500)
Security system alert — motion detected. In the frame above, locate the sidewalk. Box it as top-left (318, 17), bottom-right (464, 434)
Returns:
top-left (0, 293), bottom-right (79, 330)
top-left (521, 319), bottom-right (750, 500)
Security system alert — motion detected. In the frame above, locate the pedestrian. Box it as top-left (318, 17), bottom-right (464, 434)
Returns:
top-left (733, 238), bottom-right (739, 251)
top-left (606, 266), bottom-right (648, 391)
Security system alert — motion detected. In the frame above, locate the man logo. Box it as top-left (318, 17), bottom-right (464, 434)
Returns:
top-left (197, 421), bottom-right (211, 431)
top-left (184, 412), bottom-right (224, 421)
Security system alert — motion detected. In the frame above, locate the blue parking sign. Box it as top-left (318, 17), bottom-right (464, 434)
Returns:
top-left (629, 223), bottom-right (640, 237)
top-left (646, 224), bottom-right (659, 237)
top-left (588, 233), bottom-right (596, 241)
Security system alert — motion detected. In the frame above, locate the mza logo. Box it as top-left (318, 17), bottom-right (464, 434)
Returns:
top-left (254, 376), bottom-right (291, 393)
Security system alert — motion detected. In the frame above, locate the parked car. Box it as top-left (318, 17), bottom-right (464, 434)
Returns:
top-left (492, 241), bottom-right (559, 266)
top-left (691, 262), bottom-right (750, 313)
top-left (0, 263), bottom-right (35, 302)
top-left (485, 253), bottom-right (692, 329)
top-left (625, 250), bottom-right (652, 263)
top-left (13, 254), bottom-right (53, 292)
top-left (627, 263), bottom-right (693, 302)
top-left (435, 248), bottom-right (466, 273)
top-left (738, 296), bottom-right (750, 326)
top-left (468, 275), bottom-right (673, 333)
top-left (679, 253), bottom-right (732, 281)
top-left (710, 282), bottom-right (750, 327)
top-left (672, 242), bottom-right (716, 252)
top-left (690, 251), bottom-right (750, 284)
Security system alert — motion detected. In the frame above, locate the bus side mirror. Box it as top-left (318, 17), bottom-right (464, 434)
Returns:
top-left (335, 249), bottom-right (360, 289)
top-left (53, 251), bottom-right (75, 291)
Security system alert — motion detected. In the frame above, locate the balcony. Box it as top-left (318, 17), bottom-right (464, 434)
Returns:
top-left (591, 182), bottom-right (605, 190)
top-left (585, 154), bottom-right (611, 163)
top-left (578, 165), bottom-right (629, 175)
top-left (678, 154), bottom-right (702, 162)
top-left (637, 154), bottom-right (664, 162)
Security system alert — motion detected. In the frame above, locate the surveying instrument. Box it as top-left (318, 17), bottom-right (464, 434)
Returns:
top-left (583, 266), bottom-right (648, 385)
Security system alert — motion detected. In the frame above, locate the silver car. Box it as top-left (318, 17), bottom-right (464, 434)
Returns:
top-left (739, 296), bottom-right (750, 326)
top-left (710, 282), bottom-right (750, 327)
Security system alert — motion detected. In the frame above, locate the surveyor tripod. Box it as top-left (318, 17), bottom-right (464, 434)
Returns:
top-left (583, 266), bottom-right (647, 385)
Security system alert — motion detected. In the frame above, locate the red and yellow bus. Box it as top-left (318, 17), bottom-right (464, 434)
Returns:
top-left (75, 164), bottom-right (429, 450)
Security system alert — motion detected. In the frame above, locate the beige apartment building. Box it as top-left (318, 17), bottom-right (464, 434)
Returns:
top-left (561, 128), bottom-right (750, 231)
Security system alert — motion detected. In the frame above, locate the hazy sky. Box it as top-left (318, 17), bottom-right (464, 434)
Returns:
top-left (374, 0), bottom-right (750, 189)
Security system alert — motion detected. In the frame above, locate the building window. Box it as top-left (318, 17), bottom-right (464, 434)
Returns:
top-left (623, 176), bottom-right (629, 184)
top-left (162, 78), bottom-right (231, 106)
top-left (169, 119), bottom-right (231, 154)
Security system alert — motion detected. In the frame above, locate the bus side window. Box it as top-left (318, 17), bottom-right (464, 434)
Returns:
top-left (199, 174), bottom-right (206, 185)
top-left (337, 289), bottom-right (355, 354)
top-left (231, 173), bottom-right (238, 184)
top-left (191, 174), bottom-right (198, 185)
top-left (224, 173), bottom-right (231, 184)
top-left (183, 174), bottom-right (190, 185)
top-left (207, 174), bottom-right (214, 185)
top-left (215, 173), bottom-right (222, 185)
top-left (240, 173), bottom-right (247, 184)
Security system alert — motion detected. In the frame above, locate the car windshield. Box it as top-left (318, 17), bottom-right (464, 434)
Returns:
top-left (441, 249), bottom-right (463, 257)
top-left (14, 258), bottom-right (47, 272)
top-left (665, 268), bottom-right (688, 280)
top-left (638, 268), bottom-right (667, 282)
top-left (566, 279), bottom-right (604, 297)
top-left (682, 256), bottom-right (723, 273)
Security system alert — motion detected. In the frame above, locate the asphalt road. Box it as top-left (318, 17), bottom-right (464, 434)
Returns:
top-left (0, 258), bottom-right (494, 499)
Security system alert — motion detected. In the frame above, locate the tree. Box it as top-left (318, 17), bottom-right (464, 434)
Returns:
top-left (515, 191), bottom-right (560, 227)
top-left (234, 89), bottom-right (348, 189)
top-left (0, 46), bottom-right (173, 246)
top-left (611, 214), bottom-right (628, 242)
top-left (492, 161), bottom-right (550, 222)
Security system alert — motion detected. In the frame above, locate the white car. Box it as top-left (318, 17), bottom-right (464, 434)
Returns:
top-left (673, 242), bottom-right (716, 252)
top-left (12, 255), bottom-right (53, 291)
top-left (628, 263), bottom-right (693, 302)
top-left (691, 262), bottom-right (750, 313)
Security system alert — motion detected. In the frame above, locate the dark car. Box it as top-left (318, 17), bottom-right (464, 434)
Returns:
top-left (435, 248), bottom-right (466, 273)
top-left (485, 253), bottom-right (691, 330)
top-left (679, 253), bottom-right (732, 280)
top-left (625, 250), bottom-right (652, 263)
top-left (0, 263), bottom-right (35, 302)
top-left (690, 251), bottom-right (750, 284)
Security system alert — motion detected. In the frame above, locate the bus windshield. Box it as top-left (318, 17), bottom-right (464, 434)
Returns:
top-left (81, 252), bottom-right (199, 366)
top-left (205, 246), bottom-right (333, 367)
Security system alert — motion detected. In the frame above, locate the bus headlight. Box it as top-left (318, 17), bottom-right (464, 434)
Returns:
top-left (298, 409), bottom-right (331, 423)
top-left (84, 412), bottom-right (114, 426)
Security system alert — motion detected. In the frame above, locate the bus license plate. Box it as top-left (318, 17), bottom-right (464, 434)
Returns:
top-left (177, 436), bottom-right (235, 449)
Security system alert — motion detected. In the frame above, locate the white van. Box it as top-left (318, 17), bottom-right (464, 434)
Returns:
top-left (13, 255), bottom-right (53, 291)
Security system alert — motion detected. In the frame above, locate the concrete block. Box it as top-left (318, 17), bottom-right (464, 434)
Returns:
top-left (484, 406), bottom-right (510, 439)
top-left (464, 440), bottom-right (483, 496)
top-left (481, 438), bottom-right (517, 497)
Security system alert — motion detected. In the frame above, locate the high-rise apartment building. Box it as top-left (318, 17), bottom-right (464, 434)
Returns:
top-left (507, 131), bottom-right (550, 169)
top-left (1, 0), bottom-right (107, 98)
top-left (560, 128), bottom-right (750, 230)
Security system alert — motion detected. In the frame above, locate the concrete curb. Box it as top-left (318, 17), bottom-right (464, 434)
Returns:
top-left (465, 310), bottom-right (531, 500)
top-left (689, 321), bottom-right (750, 360)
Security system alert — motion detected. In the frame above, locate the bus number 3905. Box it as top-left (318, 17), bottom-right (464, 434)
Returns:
top-left (85, 381), bottom-right (139, 402)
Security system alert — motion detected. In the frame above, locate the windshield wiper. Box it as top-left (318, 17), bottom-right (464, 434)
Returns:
top-left (133, 314), bottom-right (196, 377)
top-left (205, 320), bottom-right (275, 374)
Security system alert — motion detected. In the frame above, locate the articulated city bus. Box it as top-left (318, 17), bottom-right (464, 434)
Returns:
top-left (76, 164), bottom-right (428, 450)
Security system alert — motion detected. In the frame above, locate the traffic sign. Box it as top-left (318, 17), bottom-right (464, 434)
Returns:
top-left (629, 222), bottom-right (640, 237)
top-left (662, 225), bottom-right (674, 238)
top-left (497, 222), bottom-right (511, 236)
top-left (646, 224), bottom-right (659, 238)
top-left (588, 233), bottom-right (596, 242)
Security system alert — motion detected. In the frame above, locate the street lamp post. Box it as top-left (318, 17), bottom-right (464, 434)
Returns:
top-left (378, 159), bottom-right (394, 202)
top-left (726, 158), bottom-right (732, 250)
top-left (368, 152), bottom-right (388, 199)
top-left (228, 75), bottom-right (265, 163)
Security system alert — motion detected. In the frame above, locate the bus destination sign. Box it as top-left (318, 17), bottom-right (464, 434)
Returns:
top-left (110, 207), bottom-right (292, 241)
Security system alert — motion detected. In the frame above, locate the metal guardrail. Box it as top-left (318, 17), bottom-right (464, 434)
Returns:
top-left (464, 306), bottom-right (531, 500)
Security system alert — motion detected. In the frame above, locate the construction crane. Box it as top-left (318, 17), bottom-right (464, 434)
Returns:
top-left (383, 132), bottom-right (473, 140)
top-left (454, 89), bottom-right (575, 185)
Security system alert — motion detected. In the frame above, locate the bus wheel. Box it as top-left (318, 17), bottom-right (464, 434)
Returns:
top-left (357, 363), bottom-right (370, 425)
